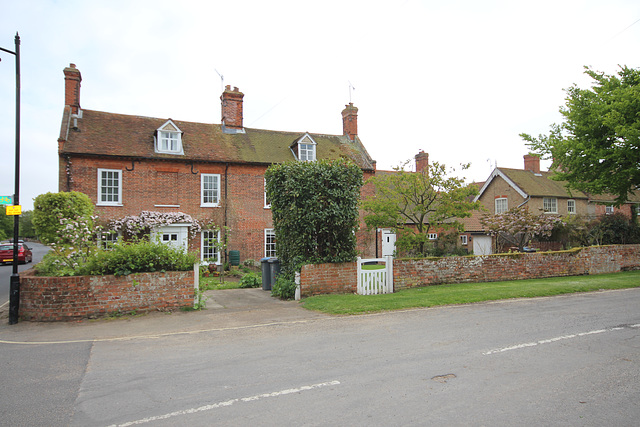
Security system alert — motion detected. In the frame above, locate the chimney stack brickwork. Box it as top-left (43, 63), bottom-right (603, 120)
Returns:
top-left (64, 63), bottom-right (82, 115)
top-left (221, 85), bottom-right (244, 130)
top-left (415, 150), bottom-right (429, 173)
top-left (341, 103), bottom-right (358, 141)
top-left (524, 154), bottom-right (541, 174)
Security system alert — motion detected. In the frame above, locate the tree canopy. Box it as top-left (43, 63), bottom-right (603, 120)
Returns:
top-left (362, 160), bottom-right (481, 256)
top-left (521, 66), bottom-right (640, 205)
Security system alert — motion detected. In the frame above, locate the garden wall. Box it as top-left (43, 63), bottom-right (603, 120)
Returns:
top-left (299, 245), bottom-right (640, 296)
top-left (19, 269), bottom-right (195, 321)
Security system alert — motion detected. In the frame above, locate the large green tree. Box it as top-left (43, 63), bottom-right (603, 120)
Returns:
top-left (522, 66), bottom-right (640, 205)
top-left (362, 160), bottom-right (481, 256)
top-left (265, 159), bottom-right (363, 281)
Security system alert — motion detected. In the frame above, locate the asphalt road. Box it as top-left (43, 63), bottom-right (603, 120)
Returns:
top-left (0, 241), bottom-right (49, 306)
top-left (0, 287), bottom-right (638, 426)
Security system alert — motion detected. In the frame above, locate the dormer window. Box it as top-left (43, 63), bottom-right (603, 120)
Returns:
top-left (155, 120), bottom-right (184, 155)
top-left (291, 134), bottom-right (317, 162)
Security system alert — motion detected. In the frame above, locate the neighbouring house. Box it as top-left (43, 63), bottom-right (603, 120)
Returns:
top-left (58, 64), bottom-right (377, 265)
top-left (372, 150), bottom-right (483, 257)
top-left (474, 154), bottom-right (640, 253)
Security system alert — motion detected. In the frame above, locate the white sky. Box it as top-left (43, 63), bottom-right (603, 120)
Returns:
top-left (1, 0), bottom-right (639, 210)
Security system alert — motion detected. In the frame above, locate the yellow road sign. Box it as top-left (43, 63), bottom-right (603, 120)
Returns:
top-left (6, 205), bottom-right (21, 215)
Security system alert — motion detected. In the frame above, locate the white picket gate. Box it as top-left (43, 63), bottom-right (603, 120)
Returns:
top-left (357, 256), bottom-right (393, 295)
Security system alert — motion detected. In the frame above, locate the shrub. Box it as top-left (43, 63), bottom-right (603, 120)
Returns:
top-left (271, 275), bottom-right (296, 300)
top-left (35, 241), bottom-right (198, 277)
top-left (239, 272), bottom-right (261, 288)
top-left (32, 191), bottom-right (94, 244)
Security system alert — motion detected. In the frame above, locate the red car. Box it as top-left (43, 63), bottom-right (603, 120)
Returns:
top-left (0, 242), bottom-right (33, 265)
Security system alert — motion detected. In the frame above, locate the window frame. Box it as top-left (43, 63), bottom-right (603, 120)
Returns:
top-left (201, 230), bottom-right (221, 264)
top-left (155, 120), bottom-right (184, 155)
top-left (428, 233), bottom-right (438, 240)
top-left (264, 178), bottom-right (271, 209)
top-left (97, 168), bottom-right (122, 206)
top-left (495, 197), bottom-right (508, 214)
top-left (543, 197), bottom-right (558, 213)
top-left (201, 173), bottom-right (221, 207)
top-left (265, 228), bottom-right (276, 258)
top-left (460, 235), bottom-right (468, 245)
top-left (567, 199), bottom-right (576, 215)
top-left (605, 205), bottom-right (615, 215)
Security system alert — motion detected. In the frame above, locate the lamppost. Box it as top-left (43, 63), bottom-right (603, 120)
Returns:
top-left (1, 33), bottom-right (21, 325)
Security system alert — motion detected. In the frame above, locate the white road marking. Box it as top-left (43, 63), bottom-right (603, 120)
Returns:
top-left (108, 380), bottom-right (341, 426)
top-left (483, 323), bottom-right (640, 355)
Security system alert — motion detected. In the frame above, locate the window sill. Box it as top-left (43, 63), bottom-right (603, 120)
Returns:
top-left (201, 204), bottom-right (220, 208)
top-left (97, 203), bottom-right (123, 207)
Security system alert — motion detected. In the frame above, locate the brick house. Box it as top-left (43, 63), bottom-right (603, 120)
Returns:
top-left (58, 64), bottom-right (377, 264)
top-left (372, 150), bottom-right (483, 257)
top-left (474, 154), bottom-right (640, 252)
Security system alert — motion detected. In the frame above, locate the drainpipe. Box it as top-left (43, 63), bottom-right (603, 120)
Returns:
top-left (224, 162), bottom-right (229, 265)
top-left (517, 197), bottom-right (530, 208)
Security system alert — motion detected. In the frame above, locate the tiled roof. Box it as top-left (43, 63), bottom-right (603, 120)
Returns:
top-left (60, 109), bottom-right (375, 170)
top-left (498, 168), bottom-right (588, 199)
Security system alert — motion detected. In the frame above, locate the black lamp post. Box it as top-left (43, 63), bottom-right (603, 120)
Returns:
top-left (1, 33), bottom-right (21, 325)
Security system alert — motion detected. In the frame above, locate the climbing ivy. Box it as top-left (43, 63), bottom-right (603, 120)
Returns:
top-left (265, 159), bottom-right (363, 282)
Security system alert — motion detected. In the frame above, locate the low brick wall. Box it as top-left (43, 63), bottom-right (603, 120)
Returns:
top-left (300, 262), bottom-right (357, 297)
top-left (299, 245), bottom-right (640, 296)
top-left (19, 269), bottom-right (195, 321)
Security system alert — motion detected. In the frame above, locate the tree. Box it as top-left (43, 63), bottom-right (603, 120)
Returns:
top-left (32, 191), bottom-right (94, 244)
top-left (19, 210), bottom-right (37, 239)
top-left (481, 206), bottom-right (563, 252)
top-left (362, 160), bottom-right (481, 256)
top-left (0, 209), bottom-right (12, 241)
top-left (522, 66), bottom-right (640, 205)
top-left (265, 159), bottom-right (363, 288)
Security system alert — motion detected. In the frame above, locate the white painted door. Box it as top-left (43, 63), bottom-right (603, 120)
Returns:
top-left (473, 235), bottom-right (493, 256)
top-left (381, 229), bottom-right (397, 257)
top-left (154, 225), bottom-right (189, 251)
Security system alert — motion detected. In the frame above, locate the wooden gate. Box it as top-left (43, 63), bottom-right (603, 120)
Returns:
top-left (357, 256), bottom-right (393, 295)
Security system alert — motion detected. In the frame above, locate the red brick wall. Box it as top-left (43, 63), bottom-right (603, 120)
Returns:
top-left (300, 245), bottom-right (640, 296)
top-left (19, 269), bottom-right (195, 321)
top-left (300, 262), bottom-right (357, 297)
top-left (64, 156), bottom-right (377, 263)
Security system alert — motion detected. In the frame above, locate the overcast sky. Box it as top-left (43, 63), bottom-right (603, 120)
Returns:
top-left (1, 0), bottom-right (639, 210)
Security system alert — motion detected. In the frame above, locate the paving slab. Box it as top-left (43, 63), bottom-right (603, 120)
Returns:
top-left (0, 288), bottom-right (327, 344)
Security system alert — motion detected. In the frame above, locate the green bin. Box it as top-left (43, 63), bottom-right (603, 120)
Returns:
top-left (229, 250), bottom-right (240, 266)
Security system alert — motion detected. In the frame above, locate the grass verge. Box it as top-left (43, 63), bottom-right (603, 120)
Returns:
top-left (300, 271), bottom-right (640, 315)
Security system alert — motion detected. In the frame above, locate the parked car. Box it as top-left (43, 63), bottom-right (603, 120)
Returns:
top-left (0, 242), bottom-right (33, 265)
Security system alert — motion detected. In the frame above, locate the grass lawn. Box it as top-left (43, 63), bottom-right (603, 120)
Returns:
top-left (300, 270), bottom-right (640, 315)
top-left (199, 275), bottom-right (243, 290)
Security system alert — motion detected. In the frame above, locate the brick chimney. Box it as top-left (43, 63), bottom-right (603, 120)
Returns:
top-left (342, 102), bottom-right (358, 141)
top-left (64, 63), bottom-right (82, 115)
top-left (415, 150), bottom-right (429, 173)
top-left (524, 154), bottom-right (541, 174)
top-left (220, 85), bottom-right (244, 132)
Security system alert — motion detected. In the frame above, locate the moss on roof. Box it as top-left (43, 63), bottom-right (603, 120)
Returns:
top-left (499, 168), bottom-right (588, 199)
top-left (61, 109), bottom-right (375, 170)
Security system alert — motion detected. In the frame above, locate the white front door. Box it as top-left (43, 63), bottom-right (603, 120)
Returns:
top-left (154, 225), bottom-right (189, 251)
top-left (381, 229), bottom-right (397, 257)
top-left (473, 235), bottom-right (493, 256)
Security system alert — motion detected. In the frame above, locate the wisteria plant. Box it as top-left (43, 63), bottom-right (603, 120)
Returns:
top-left (481, 206), bottom-right (564, 252)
